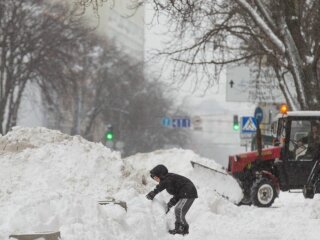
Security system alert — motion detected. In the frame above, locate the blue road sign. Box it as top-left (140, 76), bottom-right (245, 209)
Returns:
top-left (172, 118), bottom-right (191, 128)
top-left (162, 117), bottom-right (191, 128)
top-left (161, 117), bottom-right (172, 127)
top-left (241, 116), bottom-right (257, 133)
top-left (254, 107), bottom-right (264, 125)
top-left (182, 118), bottom-right (191, 128)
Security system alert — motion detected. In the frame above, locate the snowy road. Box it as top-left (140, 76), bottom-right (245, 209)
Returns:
top-left (194, 192), bottom-right (320, 240)
top-left (142, 190), bottom-right (320, 240)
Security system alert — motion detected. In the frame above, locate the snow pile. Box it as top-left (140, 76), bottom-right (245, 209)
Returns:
top-left (0, 126), bottom-right (72, 147)
top-left (1, 127), bottom-right (320, 240)
top-left (0, 127), bottom-right (238, 239)
top-left (0, 127), bottom-right (124, 239)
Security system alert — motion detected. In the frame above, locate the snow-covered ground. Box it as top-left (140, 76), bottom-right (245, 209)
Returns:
top-left (1, 127), bottom-right (320, 240)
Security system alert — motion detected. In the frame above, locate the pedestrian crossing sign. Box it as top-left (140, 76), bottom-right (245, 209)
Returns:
top-left (241, 116), bottom-right (257, 133)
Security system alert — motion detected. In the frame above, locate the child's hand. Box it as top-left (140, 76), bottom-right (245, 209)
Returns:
top-left (146, 191), bottom-right (156, 200)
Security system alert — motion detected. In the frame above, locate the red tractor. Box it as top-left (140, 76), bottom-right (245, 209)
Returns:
top-left (227, 110), bottom-right (320, 207)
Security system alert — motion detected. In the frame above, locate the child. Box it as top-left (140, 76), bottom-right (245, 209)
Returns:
top-left (146, 164), bottom-right (198, 235)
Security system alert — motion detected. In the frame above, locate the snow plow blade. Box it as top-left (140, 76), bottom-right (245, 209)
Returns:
top-left (191, 159), bottom-right (229, 176)
top-left (9, 231), bottom-right (61, 240)
top-left (191, 159), bottom-right (243, 205)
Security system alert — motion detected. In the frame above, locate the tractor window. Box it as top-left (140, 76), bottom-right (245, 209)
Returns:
top-left (277, 118), bottom-right (287, 147)
top-left (289, 120), bottom-right (312, 161)
top-left (271, 121), bottom-right (277, 137)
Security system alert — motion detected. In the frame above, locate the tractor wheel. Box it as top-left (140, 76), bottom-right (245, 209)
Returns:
top-left (303, 185), bottom-right (315, 199)
top-left (251, 178), bottom-right (276, 207)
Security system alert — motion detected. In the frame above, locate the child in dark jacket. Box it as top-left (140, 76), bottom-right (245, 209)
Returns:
top-left (146, 164), bottom-right (198, 235)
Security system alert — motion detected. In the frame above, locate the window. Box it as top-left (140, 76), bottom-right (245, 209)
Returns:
top-left (289, 120), bottom-right (312, 160)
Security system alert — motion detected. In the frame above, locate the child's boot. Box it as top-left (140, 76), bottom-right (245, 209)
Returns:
top-left (169, 223), bottom-right (187, 235)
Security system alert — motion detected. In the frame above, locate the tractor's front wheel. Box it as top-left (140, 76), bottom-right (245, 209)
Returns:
top-left (251, 178), bottom-right (277, 207)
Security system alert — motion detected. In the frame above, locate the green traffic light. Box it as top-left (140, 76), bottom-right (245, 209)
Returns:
top-left (233, 115), bottom-right (239, 131)
top-left (105, 132), bottom-right (114, 141)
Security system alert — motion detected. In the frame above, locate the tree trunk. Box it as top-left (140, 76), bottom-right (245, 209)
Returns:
top-left (303, 64), bottom-right (320, 110)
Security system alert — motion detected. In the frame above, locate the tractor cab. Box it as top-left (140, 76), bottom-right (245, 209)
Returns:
top-left (273, 111), bottom-right (320, 190)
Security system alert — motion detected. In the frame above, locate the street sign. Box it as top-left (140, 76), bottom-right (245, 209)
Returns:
top-left (161, 117), bottom-right (191, 128)
top-left (240, 137), bottom-right (251, 145)
top-left (172, 118), bottom-right (191, 128)
top-left (161, 117), bottom-right (172, 127)
top-left (240, 133), bottom-right (254, 139)
top-left (226, 64), bottom-right (286, 103)
top-left (226, 65), bottom-right (251, 102)
top-left (254, 107), bottom-right (264, 125)
top-left (192, 116), bottom-right (203, 131)
top-left (241, 116), bottom-right (257, 134)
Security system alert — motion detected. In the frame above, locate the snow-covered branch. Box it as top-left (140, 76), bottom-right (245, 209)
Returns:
top-left (235, 0), bottom-right (285, 55)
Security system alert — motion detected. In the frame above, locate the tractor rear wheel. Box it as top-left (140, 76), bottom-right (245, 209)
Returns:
top-left (251, 178), bottom-right (276, 207)
top-left (303, 185), bottom-right (315, 199)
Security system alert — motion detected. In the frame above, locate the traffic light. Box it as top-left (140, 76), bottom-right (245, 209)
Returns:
top-left (233, 115), bottom-right (239, 131)
top-left (105, 125), bottom-right (114, 141)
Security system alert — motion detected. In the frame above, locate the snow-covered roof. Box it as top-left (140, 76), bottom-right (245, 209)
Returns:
top-left (272, 111), bottom-right (320, 122)
top-left (287, 111), bottom-right (320, 117)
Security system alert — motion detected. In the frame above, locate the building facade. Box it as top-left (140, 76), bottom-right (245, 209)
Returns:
top-left (49, 0), bottom-right (145, 60)
top-left (93, 1), bottom-right (145, 62)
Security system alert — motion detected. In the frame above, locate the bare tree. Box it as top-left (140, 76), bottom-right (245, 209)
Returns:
top-left (78, 0), bottom-right (320, 110)
top-left (0, 0), bottom-right (85, 134)
top-left (119, 80), bottom-right (190, 156)
top-left (44, 32), bottom-right (189, 155)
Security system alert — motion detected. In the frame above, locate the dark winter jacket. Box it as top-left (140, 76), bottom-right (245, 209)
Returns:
top-left (150, 165), bottom-right (198, 206)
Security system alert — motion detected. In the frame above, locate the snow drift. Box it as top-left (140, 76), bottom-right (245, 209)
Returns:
top-left (0, 127), bottom-right (239, 240)
top-left (1, 127), bottom-right (320, 240)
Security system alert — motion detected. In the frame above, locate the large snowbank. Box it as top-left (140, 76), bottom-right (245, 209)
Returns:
top-left (1, 127), bottom-right (320, 240)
